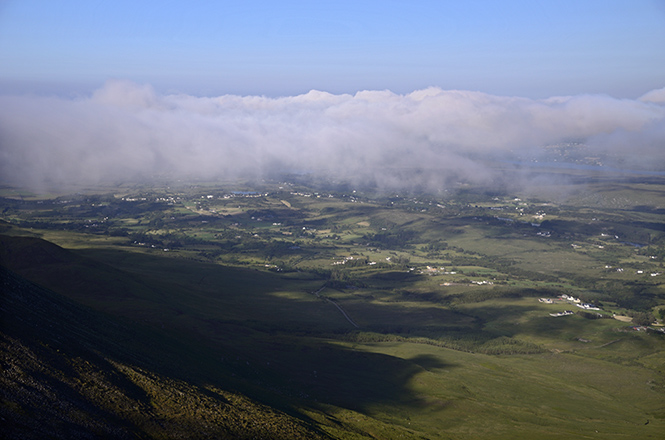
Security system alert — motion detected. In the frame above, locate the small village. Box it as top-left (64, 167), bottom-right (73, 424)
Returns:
top-left (540, 294), bottom-right (601, 317)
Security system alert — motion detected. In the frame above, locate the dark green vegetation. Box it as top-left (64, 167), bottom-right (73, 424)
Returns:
top-left (1, 170), bottom-right (665, 439)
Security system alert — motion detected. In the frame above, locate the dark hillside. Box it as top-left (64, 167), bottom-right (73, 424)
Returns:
top-left (0, 234), bottom-right (146, 303)
top-left (0, 266), bottom-right (329, 439)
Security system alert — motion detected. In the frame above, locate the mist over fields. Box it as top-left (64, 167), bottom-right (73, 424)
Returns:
top-left (1, 80), bottom-right (664, 191)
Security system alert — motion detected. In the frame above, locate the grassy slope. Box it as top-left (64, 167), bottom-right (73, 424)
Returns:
top-left (0, 235), bottom-right (435, 439)
top-left (2, 233), bottom-right (664, 439)
top-left (357, 341), bottom-right (664, 440)
top-left (0, 265), bottom-right (333, 439)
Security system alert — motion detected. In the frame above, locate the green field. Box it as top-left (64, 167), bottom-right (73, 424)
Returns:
top-left (1, 171), bottom-right (664, 439)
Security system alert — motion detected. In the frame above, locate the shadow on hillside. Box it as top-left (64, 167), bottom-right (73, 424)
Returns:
top-left (409, 353), bottom-right (453, 371)
top-left (1, 237), bottom-right (460, 431)
top-left (230, 336), bottom-right (456, 412)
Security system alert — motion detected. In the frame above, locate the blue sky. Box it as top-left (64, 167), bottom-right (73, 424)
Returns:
top-left (1, 0), bottom-right (664, 98)
top-left (2, 1), bottom-right (665, 189)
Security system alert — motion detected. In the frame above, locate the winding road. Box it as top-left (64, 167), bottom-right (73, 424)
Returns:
top-left (312, 286), bottom-right (359, 328)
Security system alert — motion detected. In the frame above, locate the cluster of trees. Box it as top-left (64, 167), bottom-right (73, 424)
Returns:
top-left (424, 240), bottom-right (448, 257)
top-left (362, 230), bottom-right (416, 250)
top-left (449, 286), bottom-right (559, 304)
top-left (630, 311), bottom-right (656, 326)
top-left (323, 268), bottom-right (367, 289)
top-left (342, 330), bottom-right (545, 355)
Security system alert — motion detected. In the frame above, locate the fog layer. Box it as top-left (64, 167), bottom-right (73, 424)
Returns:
top-left (1, 81), bottom-right (664, 191)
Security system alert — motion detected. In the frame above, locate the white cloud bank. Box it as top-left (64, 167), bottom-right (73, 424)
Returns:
top-left (1, 80), bottom-right (664, 191)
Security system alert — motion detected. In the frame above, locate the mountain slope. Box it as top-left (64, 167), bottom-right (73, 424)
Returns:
top-left (0, 265), bottom-right (330, 439)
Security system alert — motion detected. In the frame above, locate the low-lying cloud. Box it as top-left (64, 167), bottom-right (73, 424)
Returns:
top-left (1, 80), bottom-right (664, 191)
